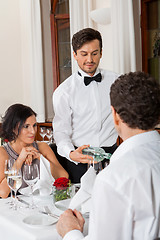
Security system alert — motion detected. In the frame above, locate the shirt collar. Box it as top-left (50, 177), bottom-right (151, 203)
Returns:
top-left (110, 130), bottom-right (160, 163)
top-left (77, 68), bottom-right (100, 78)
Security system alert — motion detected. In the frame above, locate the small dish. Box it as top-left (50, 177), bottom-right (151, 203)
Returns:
top-left (54, 198), bottom-right (71, 211)
top-left (23, 213), bottom-right (57, 227)
top-left (19, 186), bottom-right (39, 196)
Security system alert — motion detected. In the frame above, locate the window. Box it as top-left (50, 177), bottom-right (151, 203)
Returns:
top-left (141, 0), bottom-right (160, 84)
top-left (50, 0), bottom-right (71, 89)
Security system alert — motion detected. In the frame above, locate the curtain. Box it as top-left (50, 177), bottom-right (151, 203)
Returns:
top-left (19, 0), bottom-right (45, 122)
top-left (111, 0), bottom-right (136, 74)
top-left (69, 0), bottom-right (95, 73)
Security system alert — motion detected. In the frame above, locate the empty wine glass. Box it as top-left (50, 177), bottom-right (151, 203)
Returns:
top-left (23, 164), bottom-right (39, 208)
top-left (87, 160), bottom-right (103, 174)
top-left (7, 162), bottom-right (22, 210)
top-left (46, 128), bottom-right (53, 144)
top-left (104, 161), bottom-right (109, 168)
top-left (82, 147), bottom-right (111, 174)
top-left (39, 127), bottom-right (47, 141)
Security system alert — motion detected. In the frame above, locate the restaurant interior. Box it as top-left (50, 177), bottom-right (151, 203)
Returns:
top-left (0, 0), bottom-right (160, 239)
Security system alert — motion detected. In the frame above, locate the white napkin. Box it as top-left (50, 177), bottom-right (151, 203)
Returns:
top-left (69, 166), bottom-right (96, 214)
top-left (34, 155), bottom-right (55, 196)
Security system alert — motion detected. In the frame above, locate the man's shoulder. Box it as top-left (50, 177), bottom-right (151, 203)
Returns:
top-left (53, 73), bottom-right (76, 96)
top-left (100, 69), bottom-right (119, 85)
top-left (101, 69), bottom-right (119, 79)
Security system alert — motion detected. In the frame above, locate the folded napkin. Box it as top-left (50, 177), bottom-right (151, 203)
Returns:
top-left (34, 155), bottom-right (55, 196)
top-left (69, 166), bottom-right (96, 214)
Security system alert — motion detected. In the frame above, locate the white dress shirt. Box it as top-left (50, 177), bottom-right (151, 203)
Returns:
top-left (63, 130), bottom-right (160, 240)
top-left (52, 68), bottom-right (118, 161)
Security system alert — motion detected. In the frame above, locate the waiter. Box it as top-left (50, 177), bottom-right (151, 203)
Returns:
top-left (52, 28), bottom-right (118, 183)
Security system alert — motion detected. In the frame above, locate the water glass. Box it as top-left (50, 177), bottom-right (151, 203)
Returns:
top-left (6, 162), bottom-right (22, 210)
top-left (4, 159), bottom-right (15, 206)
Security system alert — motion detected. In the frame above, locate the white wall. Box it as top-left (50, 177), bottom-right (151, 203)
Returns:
top-left (0, 0), bottom-right (24, 117)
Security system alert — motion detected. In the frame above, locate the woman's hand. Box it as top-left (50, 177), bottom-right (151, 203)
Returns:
top-left (17, 146), bottom-right (40, 167)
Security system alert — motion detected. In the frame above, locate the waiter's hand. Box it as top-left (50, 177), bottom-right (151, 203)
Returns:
top-left (56, 209), bottom-right (85, 238)
top-left (69, 145), bottom-right (94, 163)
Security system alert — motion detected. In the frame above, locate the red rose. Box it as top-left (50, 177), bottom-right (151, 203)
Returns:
top-left (53, 177), bottom-right (70, 188)
top-left (4, 139), bottom-right (8, 143)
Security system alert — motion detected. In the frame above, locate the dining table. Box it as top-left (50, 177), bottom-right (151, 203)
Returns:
top-left (0, 193), bottom-right (89, 240)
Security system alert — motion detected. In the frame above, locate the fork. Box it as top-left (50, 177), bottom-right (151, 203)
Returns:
top-left (39, 210), bottom-right (59, 219)
top-left (43, 206), bottom-right (59, 219)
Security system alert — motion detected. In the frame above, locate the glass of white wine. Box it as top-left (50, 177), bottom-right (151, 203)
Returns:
top-left (4, 159), bottom-right (14, 206)
top-left (23, 164), bottom-right (39, 208)
top-left (7, 162), bottom-right (22, 210)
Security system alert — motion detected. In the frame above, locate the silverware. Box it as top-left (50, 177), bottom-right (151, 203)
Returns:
top-left (17, 197), bottom-right (30, 206)
top-left (17, 197), bottom-right (59, 219)
top-left (39, 210), bottom-right (59, 219)
top-left (43, 206), bottom-right (59, 219)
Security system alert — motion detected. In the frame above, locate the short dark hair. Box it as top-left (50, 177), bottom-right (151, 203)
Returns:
top-left (72, 28), bottom-right (102, 54)
top-left (0, 104), bottom-right (37, 141)
top-left (110, 71), bottom-right (160, 130)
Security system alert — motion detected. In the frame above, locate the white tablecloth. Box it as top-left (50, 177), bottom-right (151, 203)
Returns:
top-left (0, 194), bottom-right (88, 240)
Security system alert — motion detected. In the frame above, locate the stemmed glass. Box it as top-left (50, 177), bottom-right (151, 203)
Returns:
top-left (87, 160), bottom-right (103, 174)
top-left (4, 159), bottom-right (15, 206)
top-left (46, 128), bottom-right (53, 144)
top-left (23, 164), bottom-right (39, 208)
top-left (39, 127), bottom-right (47, 141)
top-left (6, 161), bottom-right (22, 210)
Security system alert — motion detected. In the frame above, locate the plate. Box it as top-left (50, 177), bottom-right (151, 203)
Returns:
top-left (54, 199), bottom-right (89, 218)
top-left (23, 213), bottom-right (57, 227)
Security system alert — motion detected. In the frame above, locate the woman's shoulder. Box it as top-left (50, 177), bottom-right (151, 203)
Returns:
top-left (0, 145), bottom-right (8, 158)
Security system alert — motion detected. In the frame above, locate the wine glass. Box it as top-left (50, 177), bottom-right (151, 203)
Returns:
top-left (83, 147), bottom-right (111, 174)
top-left (39, 127), bottom-right (47, 141)
top-left (46, 128), bottom-right (53, 144)
top-left (104, 161), bottom-right (109, 168)
top-left (7, 162), bottom-right (22, 210)
top-left (87, 160), bottom-right (103, 174)
top-left (23, 164), bottom-right (39, 208)
top-left (4, 159), bottom-right (14, 206)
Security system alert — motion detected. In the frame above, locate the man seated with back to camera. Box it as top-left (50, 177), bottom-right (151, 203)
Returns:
top-left (56, 71), bottom-right (160, 240)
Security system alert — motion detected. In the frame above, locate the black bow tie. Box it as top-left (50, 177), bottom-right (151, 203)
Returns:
top-left (84, 73), bottom-right (102, 86)
top-left (78, 72), bottom-right (102, 86)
